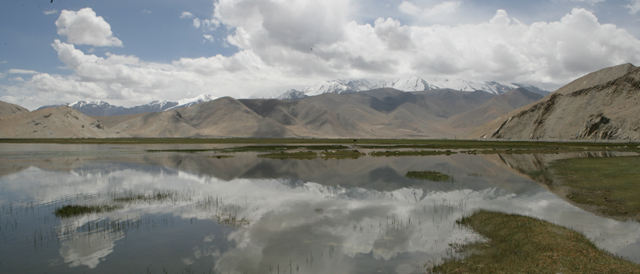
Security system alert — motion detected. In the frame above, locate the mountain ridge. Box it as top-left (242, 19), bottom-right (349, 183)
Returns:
top-left (36, 95), bottom-right (219, 117)
top-left (272, 76), bottom-right (550, 101)
top-left (0, 87), bottom-right (544, 139)
top-left (469, 63), bottom-right (640, 140)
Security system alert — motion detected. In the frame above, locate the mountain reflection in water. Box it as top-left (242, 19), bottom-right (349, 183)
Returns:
top-left (0, 144), bottom-right (639, 274)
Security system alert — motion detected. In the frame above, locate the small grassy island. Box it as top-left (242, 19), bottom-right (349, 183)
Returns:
top-left (406, 171), bottom-right (452, 182)
top-left (257, 151), bottom-right (318, 160)
top-left (54, 204), bottom-right (121, 218)
top-left (320, 150), bottom-right (366, 159)
top-left (430, 210), bottom-right (640, 274)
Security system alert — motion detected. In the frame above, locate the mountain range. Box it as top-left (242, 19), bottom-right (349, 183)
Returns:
top-left (37, 94), bottom-right (217, 117)
top-left (34, 76), bottom-right (548, 117)
top-left (275, 76), bottom-right (550, 101)
top-left (0, 87), bottom-right (543, 138)
top-left (2, 64), bottom-right (638, 140)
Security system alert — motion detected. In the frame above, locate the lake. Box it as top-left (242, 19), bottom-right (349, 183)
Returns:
top-left (0, 143), bottom-right (639, 274)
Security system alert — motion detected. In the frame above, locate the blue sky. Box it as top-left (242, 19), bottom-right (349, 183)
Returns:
top-left (1, 0), bottom-right (640, 109)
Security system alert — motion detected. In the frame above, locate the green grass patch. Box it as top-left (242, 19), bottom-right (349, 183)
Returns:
top-left (257, 151), bottom-right (318, 160)
top-left (215, 145), bottom-right (296, 153)
top-left (54, 204), bottom-right (121, 218)
top-left (113, 192), bottom-right (176, 203)
top-left (550, 156), bottom-right (640, 221)
top-left (406, 171), bottom-right (451, 182)
top-left (320, 150), bottom-right (366, 159)
top-left (430, 210), bottom-right (640, 274)
top-left (370, 150), bottom-right (456, 157)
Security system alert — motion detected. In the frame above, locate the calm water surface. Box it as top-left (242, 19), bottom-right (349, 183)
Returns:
top-left (0, 144), bottom-right (639, 274)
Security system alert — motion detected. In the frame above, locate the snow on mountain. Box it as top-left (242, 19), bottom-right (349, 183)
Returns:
top-left (271, 76), bottom-right (549, 100)
top-left (301, 79), bottom-right (379, 96)
top-left (165, 94), bottom-right (217, 111)
top-left (387, 76), bottom-right (439, 91)
top-left (425, 78), bottom-right (518, 95)
top-left (268, 79), bottom-right (382, 99)
top-left (132, 100), bottom-right (178, 113)
top-left (276, 89), bottom-right (308, 101)
top-left (69, 100), bottom-right (111, 108)
top-left (65, 100), bottom-right (127, 116)
top-left (38, 99), bottom-right (179, 116)
top-left (64, 100), bottom-right (181, 116)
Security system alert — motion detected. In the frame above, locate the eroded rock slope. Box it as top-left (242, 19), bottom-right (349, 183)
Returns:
top-left (470, 64), bottom-right (640, 140)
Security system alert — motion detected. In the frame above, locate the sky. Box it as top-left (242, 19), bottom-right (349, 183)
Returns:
top-left (1, 0), bottom-right (640, 110)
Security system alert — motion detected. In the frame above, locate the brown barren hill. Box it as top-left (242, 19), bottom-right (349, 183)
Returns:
top-left (0, 107), bottom-right (112, 138)
top-left (444, 88), bottom-right (543, 134)
top-left (112, 97), bottom-right (296, 138)
top-left (469, 63), bottom-right (640, 140)
top-left (91, 113), bottom-right (147, 128)
top-left (0, 100), bottom-right (29, 117)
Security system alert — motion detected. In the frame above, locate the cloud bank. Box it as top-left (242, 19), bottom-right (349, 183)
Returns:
top-left (55, 8), bottom-right (123, 47)
top-left (3, 1), bottom-right (640, 109)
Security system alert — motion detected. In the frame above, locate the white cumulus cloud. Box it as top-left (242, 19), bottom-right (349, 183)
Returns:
top-left (627, 0), bottom-right (640, 14)
top-left (203, 34), bottom-right (215, 43)
top-left (43, 9), bottom-right (58, 15)
top-left (181, 12), bottom-right (220, 31)
top-left (180, 11), bottom-right (194, 19)
top-left (55, 8), bottom-right (123, 47)
top-left (193, 18), bottom-right (201, 28)
top-left (8, 69), bottom-right (40, 74)
top-left (399, 1), bottom-right (461, 23)
top-left (3, 2), bottom-right (640, 110)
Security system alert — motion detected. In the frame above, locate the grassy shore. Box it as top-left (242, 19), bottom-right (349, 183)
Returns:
top-left (1, 137), bottom-right (637, 149)
top-left (430, 210), bottom-right (640, 274)
top-left (550, 156), bottom-right (640, 221)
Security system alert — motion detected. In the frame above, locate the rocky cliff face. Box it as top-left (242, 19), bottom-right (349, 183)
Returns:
top-left (471, 63), bottom-right (640, 140)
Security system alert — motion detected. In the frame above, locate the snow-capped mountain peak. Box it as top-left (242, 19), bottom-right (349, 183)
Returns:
top-left (164, 94), bottom-right (217, 111)
top-left (387, 76), bottom-right (439, 91)
top-left (69, 100), bottom-right (111, 108)
top-left (301, 79), bottom-right (378, 96)
top-left (177, 94), bottom-right (216, 106)
top-left (424, 78), bottom-right (518, 95)
top-left (147, 100), bottom-right (171, 108)
top-left (276, 89), bottom-right (308, 101)
top-left (269, 74), bottom-right (553, 100)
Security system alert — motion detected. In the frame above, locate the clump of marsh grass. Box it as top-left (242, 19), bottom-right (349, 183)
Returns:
top-left (112, 191), bottom-right (177, 203)
top-left (320, 150), bottom-right (366, 159)
top-left (429, 210), bottom-right (640, 273)
top-left (215, 215), bottom-right (250, 228)
top-left (54, 204), bottom-right (121, 218)
top-left (406, 171), bottom-right (451, 182)
top-left (257, 151), bottom-right (318, 160)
